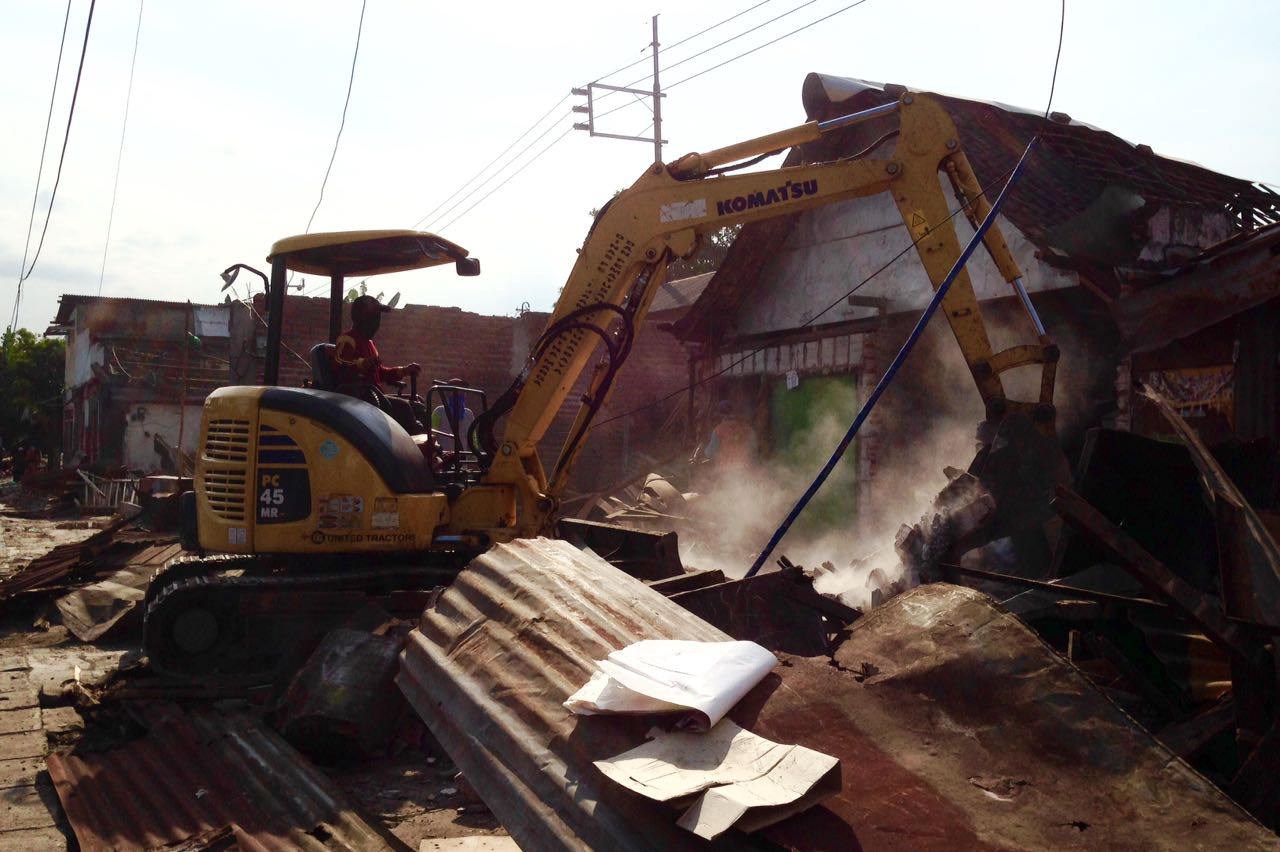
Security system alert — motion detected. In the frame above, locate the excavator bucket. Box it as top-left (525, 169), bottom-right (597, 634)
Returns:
top-left (897, 410), bottom-right (1073, 584)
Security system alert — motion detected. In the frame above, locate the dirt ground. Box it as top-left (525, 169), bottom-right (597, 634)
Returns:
top-left (0, 492), bottom-right (512, 850)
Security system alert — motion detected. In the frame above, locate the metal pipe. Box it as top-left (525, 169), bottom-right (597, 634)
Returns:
top-left (816, 101), bottom-right (900, 134)
top-left (670, 101), bottom-right (900, 178)
top-left (328, 275), bottom-right (344, 343)
top-left (1012, 277), bottom-right (1047, 336)
top-left (264, 258), bottom-right (287, 386)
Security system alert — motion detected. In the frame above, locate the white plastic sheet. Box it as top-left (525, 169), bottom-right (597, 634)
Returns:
top-left (564, 639), bottom-right (776, 731)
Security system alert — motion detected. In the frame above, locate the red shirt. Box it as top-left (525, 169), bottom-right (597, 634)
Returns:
top-left (334, 327), bottom-right (401, 388)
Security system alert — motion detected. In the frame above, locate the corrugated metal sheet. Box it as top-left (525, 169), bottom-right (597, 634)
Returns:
top-left (799, 75), bottom-right (1277, 243)
top-left (735, 584), bottom-right (1276, 850)
top-left (52, 294), bottom-right (227, 331)
top-left (45, 704), bottom-right (403, 852)
top-left (401, 541), bottom-right (1276, 850)
top-left (0, 519), bottom-right (175, 601)
top-left (54, 539), bottom-right (186, 641)
top-left (397, 538), bottom-right (728, 852)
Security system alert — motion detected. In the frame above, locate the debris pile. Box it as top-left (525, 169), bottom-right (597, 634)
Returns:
top-left (2, 395), bottom-right (1278, 850)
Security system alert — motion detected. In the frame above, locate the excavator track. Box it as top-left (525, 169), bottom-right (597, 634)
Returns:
top-left (143, 552), bottom-right (469, 680)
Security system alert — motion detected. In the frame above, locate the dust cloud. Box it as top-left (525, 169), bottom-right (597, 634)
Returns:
top-left (673, 300), bottom-right (1091, 613)
top-left (678, 342), bottom-right (981, 612)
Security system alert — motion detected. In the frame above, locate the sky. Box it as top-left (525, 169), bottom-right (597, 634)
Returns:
top-left (2, 0), bottom-right (1278, 334)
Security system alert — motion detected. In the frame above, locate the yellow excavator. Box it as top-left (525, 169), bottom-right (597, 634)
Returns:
top-left (144, 91), bottom-right (1063, 676)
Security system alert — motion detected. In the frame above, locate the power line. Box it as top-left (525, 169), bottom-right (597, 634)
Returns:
top-left (604, 0), bottom-right (818, 99)
top-left (408, 1), bottom-right (795, 243)
top-left (243, 298), bottom-right (312, 371)
top-left (306, 126), bottom-right (576, 296)
top-left (10, 0), bottom-right (84, 331)
top-left (97, 0), bottom-right (145, 297)
top-left (592, 0), bottom-right (869, 124)
top-left (589, 0), bottom-right (782, 84)
top-left (436, 124), bottom-right (577, 234)
top-left (423, 112), bottom-right (574, 233)
top-left (303, 0), bottom-right (367, 235)
top-left (17, 0), bottom-right (96, 284)
top-left (13, 0), bottom-right (72, 330)
top-left (1042, 0), bottom-right (1065, 121)
top-left (411, 95), bottom-right (569, 231)
top-left (667, 0), bottom-right (872, 90)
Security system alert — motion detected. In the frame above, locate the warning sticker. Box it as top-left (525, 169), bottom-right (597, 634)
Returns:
top-left (371, 497), bottom-right (400, 529)
top-left (908, 210), bottom-right (930, 241)
top-left (317, 493), bottom-right (364, 529)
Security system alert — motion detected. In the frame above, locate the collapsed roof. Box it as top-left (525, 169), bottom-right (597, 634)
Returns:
top-left (675, 73), bottom-right (1280, 343)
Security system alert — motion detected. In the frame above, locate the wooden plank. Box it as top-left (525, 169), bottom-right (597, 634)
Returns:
top-left (0, 825), bottom-right (67, 849)
top-left (0, 709), bottom-right (41, 736)
top-left (0, 690), bottom-right (38, 712)
top-left (0, 756), bottom-right (45, 789)
top-left (39, 709), bottom-right (81, 737)
top-left (0, 675), bottom-right (28, 695)
top-left (0, 673), bottom-right (29, 692)
top-left (1053, 486), bottom-right (1270, 676)
top-left (1159, 700), bottom-right (1236, 760)
top-left (0, 731), bottom-right (46, 760)
top-left (0, 782), bottom-right (58, 831)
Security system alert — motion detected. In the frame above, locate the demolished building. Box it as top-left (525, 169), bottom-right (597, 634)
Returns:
top-left (672, 74), bottom-right (1280, 528)
top-left (46, 296), bottom-right (239, 474)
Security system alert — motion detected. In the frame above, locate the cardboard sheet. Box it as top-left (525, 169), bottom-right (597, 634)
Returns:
top-left (564, 639), bottom-right (776, 731)
top-left (594, 720), bottom-right (840, 840)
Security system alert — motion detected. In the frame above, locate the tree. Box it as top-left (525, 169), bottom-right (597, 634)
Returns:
top-left (0, 329), bottom-right (66, 455)
top-left (590, 191), bottom-right (739, 279)
top-left (666, 224), bottom-right (739, 278)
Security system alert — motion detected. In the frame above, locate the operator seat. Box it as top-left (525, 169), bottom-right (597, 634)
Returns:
top-left (309, 343), bottom-right (337, 391)
top-left (309, 341), bottom-right (415, 431)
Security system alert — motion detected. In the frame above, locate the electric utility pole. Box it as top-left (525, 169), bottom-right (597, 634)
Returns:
top-left (573, 15), bottom-right (667, 164)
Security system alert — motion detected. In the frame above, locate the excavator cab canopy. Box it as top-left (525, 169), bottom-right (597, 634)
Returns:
top-left (267, 229), bottom-right (478, 278)
top-left (257, 229), bottom-right (480, 385)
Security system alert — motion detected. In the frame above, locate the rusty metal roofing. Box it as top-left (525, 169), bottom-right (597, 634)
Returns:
top-left (801, 74), bottom-right (1278, 235)
top-left (397, 538), bottom-right (727, 852)
top-left (737, 584), bottom-right (1275, 850)
top-left (51, 294), bottom-right (223, 329)
top-left (0, 519), bottom-right (176, 601)
top-left (46, 704), bottom-right (403, 851)
top-left (400, 541), bottom-right (1275, 850)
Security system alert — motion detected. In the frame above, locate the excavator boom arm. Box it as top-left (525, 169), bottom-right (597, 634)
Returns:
top-left (461, 92), bottom-right (1056, 538)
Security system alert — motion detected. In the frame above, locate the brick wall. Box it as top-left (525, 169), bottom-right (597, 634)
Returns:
top-left (251, 295), bottom-right (695, 491)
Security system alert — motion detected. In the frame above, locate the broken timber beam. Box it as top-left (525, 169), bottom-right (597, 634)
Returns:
top-left (1052, 485), bottom-right (1272, 680)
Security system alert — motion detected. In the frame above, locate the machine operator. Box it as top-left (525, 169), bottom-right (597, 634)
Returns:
top-left (334, 295), bottom-right (424, 432)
